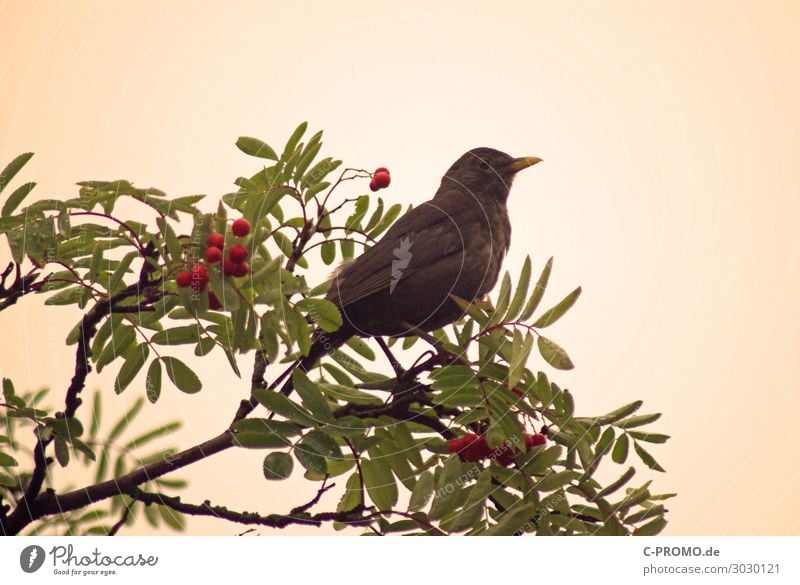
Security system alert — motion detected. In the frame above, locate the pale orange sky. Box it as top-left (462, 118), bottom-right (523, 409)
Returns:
top-left (1, 0), bottom-right (799, 535)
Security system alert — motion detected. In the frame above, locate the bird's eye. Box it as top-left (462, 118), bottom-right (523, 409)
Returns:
top-left (478, 161), bottom-right (490, 170)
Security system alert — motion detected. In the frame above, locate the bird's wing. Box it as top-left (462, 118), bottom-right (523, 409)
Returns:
top-left (328, 199), bottom-right (469, 308)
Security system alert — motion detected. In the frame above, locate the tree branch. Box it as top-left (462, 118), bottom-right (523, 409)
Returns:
top-left (125, 486), bottom-right (368, 530)
top-left (0, 263), bottom-right (41, 313)
top-left (2, 430), bottom-right (235, 535)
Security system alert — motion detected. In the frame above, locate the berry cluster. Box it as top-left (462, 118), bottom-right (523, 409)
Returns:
top-left (205, 218), bottom-right (252, 278)
top-left (175, 217), bottom-right (253, 309)
top-left (447, 432), bottom-right (547, 466)
top-left (369, 167), bottom-right (391, 192)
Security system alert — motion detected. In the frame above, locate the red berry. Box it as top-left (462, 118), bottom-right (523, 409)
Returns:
top-left (373, 171), bottom-right (391, 189)
top-left (525, 433), bottom-right (547, 450)
top-left (206, 232), bottom-right (225, 249)
top-left (232, 261), bottom-right (249, 277)
top-left (232, 218), bottom-right (250, 237)
top-left (176, 271), bottom-right (192, 288)
top-left (374, 167), bottom-right (389, 175)
top-left (447, 438), bottom-right (462, 453)
top-left (204, 246), bottom-right (223, 264)
top-left (228, 243), bottom-right (248, 263)
top-left (369, 178), bottom-right (379, 192)
top-left (497, 451), bottom-right (516, 466)
top-left (460, 434), bottom-right (492, 462)
top-left (208, 291), bottom-right (222, 310)
top-left (190, 263), bottom-right (209, 290)
top-left (223, 259), bottom-right (239, 276)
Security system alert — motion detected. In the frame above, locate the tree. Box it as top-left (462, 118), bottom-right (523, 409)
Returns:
top-left (0, 124), bottom-right (673, 536)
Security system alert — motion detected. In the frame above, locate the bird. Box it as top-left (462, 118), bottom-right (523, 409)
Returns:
top-left (283, 147), bottom-right (541, 391)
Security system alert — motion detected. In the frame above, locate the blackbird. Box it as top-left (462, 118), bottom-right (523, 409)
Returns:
top-left (284, 147), bottom-right (541, 390)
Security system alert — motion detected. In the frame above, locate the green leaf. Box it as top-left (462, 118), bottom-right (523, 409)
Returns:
top-left (294, 442), bottom-right (327, 474)
top-left (534, 470), bottom-right (581, 492)
top-left (263, 452), bottom-right (294, 480)
top-left (2, 378), bottom-right (15, 401)
top-left (302, 430), bottom-right (342, 459)
top-left (408, 470), bottom-right (434, 512)
top-left (521, 257), bottom-right (552, 320)
top-left (596, 427), bottom-right (616, 456)
top-left (88, 390), bottom-right (102, 438)
top-left (369, 437), bottom-right (415, 490)
top-left (253, 390), bottom-right (317, 426)
top-left (151, 325), bottom-right (202, 345)
top-left (505, 256), bottom-right (532, 321)
top-left (616, 483), bottom-right (651, 515)
top-left (596, 466), bottom-right (636, 498)
top-left (628, 431), bottom-right (670, 444)
top-left (537, 335), bottom-right (574, 370)
top-left (161, 356), bottom-right (202, 394)
top-left (364, 197), bottom-right (384, 231)
top-left (54, 437), bottom-right (70, 467)
top-left (158, 506), bottom-right (186, 532)
top-left (361, 458), bottom-right (398, 511)
top-left (319, 383), bottom-right (382, 406)
top-left (593, 401), bottom-right (643, 425)
top-left (484, 502), bottom-right (536, 536)
top-left (107, 250), bottom-right (137, 293)
top-left (114, 344), bottom-right (149, 394)
top-left (340, 238), bottom-right (354, 259)
top-left (633, 442), bottom-right (665, 472)
top-left (44, 287), bottom-right (84, 306)
top-left (294, 140), bottom-right (322, 182)
top-left (296, 298), bottom-right (342, 333)
top-left (108, 397), bottom-right (144, 443)
top-left (533, 286), bottom-right (581, 328)
top-left (616, 413), bottom-right (662, 429)
top-left (442, 469), bottom-right (494, 532)
top-left (95, 325), bottom-right (136, 373)
top-left (145, 359), bottom-right (162, 403)
top-left (490, 272), bottom-right (512, 325)
top-left (292, 370), bottom-right (332, 421)
top-left (0, 152), bottom-right (34, 197)
top-left (337, 472), bottom-right (362, 513)
top-left (320, 240), bottom-right (336, 265)
top-left (70, 438), bottom-right (97, 462)
top-left (344, 337), bottom-right (375, 361)
top-left (612, 433), bottom-right (629, 464)
top-left (194, 336), bottom-right (216, 356)
top-left (507, 330), bottom-right (534, 390)
top-left (235, 136), bottom-right (278, 160)
top-left (368, 203), bottom-right (402, 238)
top-left (0, 452), bottom-right (18, 467)
top-left (232, 418), bottom-right (300, 448)
top-left (49, 416), bottom-right (84, 439)
top-left (626, 504), bottom-right (666, 525)
top-left (283, 122), bottom-right (308, 159)
top-left (634, 516), bottom-right (668, 536)
top-left (430, 365), bottom-right (479, 391)
top-left (1, 181), bottom-right (36, 217)
top-left (123, 422), bottom-right (181, 450)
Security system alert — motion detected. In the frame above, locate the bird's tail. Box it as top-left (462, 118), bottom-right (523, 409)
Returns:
top-left (278, 325), bottom-right (353, 396)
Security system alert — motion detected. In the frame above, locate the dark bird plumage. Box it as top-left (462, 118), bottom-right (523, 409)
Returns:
top-left (284, 147), bottom-right (541, 391)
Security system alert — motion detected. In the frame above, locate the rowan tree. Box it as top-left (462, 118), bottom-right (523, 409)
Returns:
top-left (0, 124), bottom-right (673, 536)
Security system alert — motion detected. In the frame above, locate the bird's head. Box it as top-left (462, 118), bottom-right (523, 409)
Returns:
top-left (440, 147), bottom-right (542, 203)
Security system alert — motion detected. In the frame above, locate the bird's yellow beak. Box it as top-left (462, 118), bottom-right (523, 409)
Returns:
top-left (509, 156), bottom-right (543, 172)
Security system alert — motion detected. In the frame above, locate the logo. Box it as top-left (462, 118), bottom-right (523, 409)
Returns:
top-left (390, 237), bottom-right (413, 293)
top-left (20, 545), bottom-right (46, 573)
